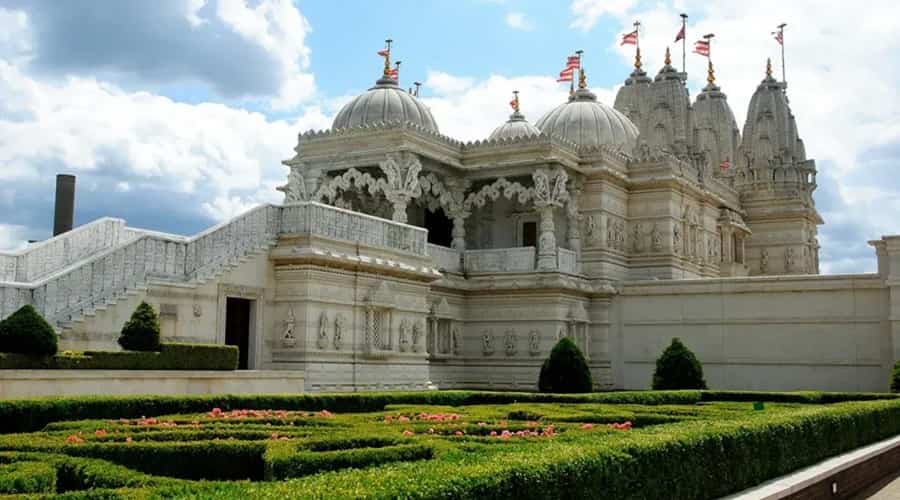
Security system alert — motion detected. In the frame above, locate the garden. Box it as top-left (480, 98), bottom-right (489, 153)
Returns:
top-left (1, 389), bottom-right (900, 499)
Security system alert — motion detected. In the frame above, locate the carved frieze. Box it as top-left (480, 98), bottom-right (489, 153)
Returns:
top-left (482, 330), bottom-right (495, 356)
top-left (504, 329), bottom-right (517, 356)
top-left (317, 311), bottom-right (329, 350)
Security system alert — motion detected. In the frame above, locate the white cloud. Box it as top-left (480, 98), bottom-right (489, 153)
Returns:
top-left (216, 0), bottom-right (316, 109)
top-left (505, 12), bottom-right (534, 31)
top-left (0, 223), bottom-right (28, 252)
top-left (569, 0), bottom-right (637, 32)
top-left (0, 7), bottom-right (31, 65)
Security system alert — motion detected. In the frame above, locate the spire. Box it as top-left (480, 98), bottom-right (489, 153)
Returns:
top-left (381, 39), bottom-right (393, 78)
top-left (707, 60), bottom-right (715, 86)
top-left (510, 90), bottom-right (520, 113)
top-left (578, 68), bottom-right (587, 89)
top-left (766, 57), bottom-right (773, 79)
top-left (634, 46), bottom-right (643, 70)
top-left (664, 46), bottom-right (672, 66)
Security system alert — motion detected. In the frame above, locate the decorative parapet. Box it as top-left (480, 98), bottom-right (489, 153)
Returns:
top-left (282, 202), bottom-right (427, 257)
top-left (558, 248), bottom-right (579, 274)
top-left (464, 247), bottom-right (536, 273)
top-left (428, 244), bottom-right (462, 273)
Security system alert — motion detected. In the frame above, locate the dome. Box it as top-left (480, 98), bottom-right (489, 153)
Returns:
top-left (488, 111), bottom-right (540, 141)
top-left (536, 87), bottom-right (639, 149)
top-left (332, 76), bottom-right (439, 132)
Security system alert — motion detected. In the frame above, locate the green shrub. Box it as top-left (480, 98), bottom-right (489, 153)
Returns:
top-left (538, 337), bottom-right (593, 393)
top-left (265, 442), bottom-right (433, 479)
top-left (892, 360), bottom-right (900, 393)
top-left (118, 302), bottom-right (160, 352)
top-left (0, 460), bottom-right (56, 493)
top-left (0, 304), bottom-right (58, 356)
top-left (0, 343), bottom-right (238, 371)
top-left (652, 338), bottom-right (707, 390)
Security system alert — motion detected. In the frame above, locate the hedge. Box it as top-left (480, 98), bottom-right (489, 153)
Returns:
top-left (265, 442), bottom-right (434, 479)
top-left (0, 343), bottom-right (237, 371)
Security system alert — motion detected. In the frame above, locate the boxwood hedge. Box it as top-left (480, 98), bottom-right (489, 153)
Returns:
top-left (0, 342), bottom-right (238, 371)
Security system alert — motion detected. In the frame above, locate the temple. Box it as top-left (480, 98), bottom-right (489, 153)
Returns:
top-left (2, 46), bottom-right (898, 393)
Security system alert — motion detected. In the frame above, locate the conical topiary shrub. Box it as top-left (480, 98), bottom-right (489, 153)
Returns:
top-left (118, 302), bottom-right (161, 352)
top-left (0, 304), bottom-right (58, 356)
top-left (538, 337), bottom-right (593, 393)
top-left (652, 337), bottom-right (707, 390)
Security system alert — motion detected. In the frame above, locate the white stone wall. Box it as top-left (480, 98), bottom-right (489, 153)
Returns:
top-left (616, 274), bottom-right (890, 391)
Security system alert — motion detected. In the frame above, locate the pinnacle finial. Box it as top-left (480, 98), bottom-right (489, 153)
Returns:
top-left (664, 46), bottom-right (671, 66)
top-left (635, 46), bottom-right (643, 70)
top-left (766, 57), bottom-right (773, 78)
top-left (707, 59), bottom-right (715, 85)
top-left (578, 68), bottom-right (587, 89)
top-left (511, 90), bottom-right (520, 113)
top-left (382, 39), bottom-right (393, 78)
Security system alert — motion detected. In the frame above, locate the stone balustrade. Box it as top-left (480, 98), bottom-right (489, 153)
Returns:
top-left (558, 248), bottom-right (578, 274)
top-left (282, 202), bottom-right (428, 258)
top-left (0, 218), bottom-right (128, 283)
top-left (464, 247), bottom-right (537, 273)
top-left (428, 244), bottom-right (462, 273)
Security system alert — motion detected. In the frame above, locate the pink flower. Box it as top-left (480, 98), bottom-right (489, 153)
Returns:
top-left (477, 422), bottom-right (487, 427)
top-left (454, 431), bottom-right (463, 436)
top-left (317, 410), bottom-right (334, 418)
top-left (125, 437), bottom-right (133, 444)
top-left (402, 430), bottom-right (414, 436)
top-left (95, 429), bottom-right (108, 437)
top-left (490, 431), bottom-right (497, 436)
top-left (65, 434), bottom-right (84, 444)
top-left (580, 423), bottom-right (594, 430)
top-left (383, 415), bottom-right (393, 423)
top-left (398, 416), bottom-right (410, 423)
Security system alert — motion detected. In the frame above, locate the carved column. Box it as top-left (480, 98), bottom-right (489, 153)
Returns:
top-left (532, 168), bottom-right (568, 271)
top-left (445, 178), bottom-right (470, 251)
top-left (566, 183), bottom-right (582, 255)
top-left (379, 153), bottom-right (422, 224)
top-left (277, 162), bottom-right (324, 203)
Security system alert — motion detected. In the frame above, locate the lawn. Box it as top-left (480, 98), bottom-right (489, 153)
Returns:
top-left (0, 390), bottom-right (899, 499)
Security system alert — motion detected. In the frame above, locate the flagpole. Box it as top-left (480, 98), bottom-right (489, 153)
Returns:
top-left (634, 20), bottom-right (642, 70)
top-left (778, 23), bottom-right (787, 85)
top-left (680, 14), bottom-right (688, 75)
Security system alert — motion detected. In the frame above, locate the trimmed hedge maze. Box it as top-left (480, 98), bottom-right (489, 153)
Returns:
top-left (1, 390), bottom-right (899, 499)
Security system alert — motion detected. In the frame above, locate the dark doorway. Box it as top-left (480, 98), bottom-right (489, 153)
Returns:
top-left (225, 297), bottom-right (252, 369)
top-left (522, 221), bottom-right (537, 247)
top-left (425, 207), bottom-right (453, 247)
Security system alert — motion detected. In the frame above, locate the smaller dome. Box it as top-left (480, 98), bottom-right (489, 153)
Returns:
top-left (332, 76), bottom-right (438, 132)
top-left (536, 87), bottom-right (639, 150)
top-left (488, 111), bottom-right (540, 141)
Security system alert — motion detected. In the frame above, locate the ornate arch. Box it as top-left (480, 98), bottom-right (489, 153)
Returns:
top-left (463, 177), bottom-right (534, 212)
top-left (416, 172), bottom-right (462, 214)
top-left (315, 168), bottom-right (388, 204)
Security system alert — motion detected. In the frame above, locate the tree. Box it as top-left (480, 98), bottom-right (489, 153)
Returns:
top-left (118, 302), bottom-right (161, 352)
top-left (0, 305), bottom-right (58, 356)
top-left (891, 361), bottom-right (900, 393)
top-left (652, 337), bottom-right (707, 390)
top-left (538, 337), bottom-right (593, 393)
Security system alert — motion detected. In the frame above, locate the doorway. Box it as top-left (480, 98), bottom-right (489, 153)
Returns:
top-left (425, 207), bottom-right (453, 247)
top-left (225, 297), bottom-right (252, 369)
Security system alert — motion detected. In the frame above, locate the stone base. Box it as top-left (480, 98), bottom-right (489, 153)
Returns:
top-left (0, 370), bottom-right (305, 398)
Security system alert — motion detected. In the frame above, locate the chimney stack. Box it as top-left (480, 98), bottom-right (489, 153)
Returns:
top-left (53, 174), bottom-right (75, 236)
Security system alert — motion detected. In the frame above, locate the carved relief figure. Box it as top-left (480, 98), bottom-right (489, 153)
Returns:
top-left (651, 223), bottom-right (662, 252)
top-left (585, 215), bottom-right (599, 246)
top-left (282, 308), bottom-right (297, 348)
top-left (451, 326), bottom-right (462, 355)
top-left (482, 330), bottom-right (495, 355)
top-left (673, 224), bottom-right (681, 254)
top-left (504, 330), bottom-right (517, 356)
top-left (398, 319), bottom-right (411, 352)
top-left (412, 320), bottom-right (424, 352)
top-left (785, 247), bottom-right (796, 273)
top-left (631, 223), bottom-right (643, 253)
top-left (334, 314), bottom-right (346, 350)
top-left (528, 330), bottom-right (540, 356)
top-left (760, 248), bottom-right (769, 274)
top-left (317, 311), bottom-right (329, 350)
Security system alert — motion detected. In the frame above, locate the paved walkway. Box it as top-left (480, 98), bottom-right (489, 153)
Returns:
top-left (851, 471), bottom-right (900, 499)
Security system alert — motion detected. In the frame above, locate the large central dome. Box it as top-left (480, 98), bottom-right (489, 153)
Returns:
top-left (332, 76), bottom-right (439, 132)
top-left (536, 87), bottom-right (639, 149)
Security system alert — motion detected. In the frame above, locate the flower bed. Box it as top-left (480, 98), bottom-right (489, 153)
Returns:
top-left (0, 391), bottom-right (899, 498)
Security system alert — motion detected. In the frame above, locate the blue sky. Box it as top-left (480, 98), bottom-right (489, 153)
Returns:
top-left (0, 0), bottom-right (899, 275)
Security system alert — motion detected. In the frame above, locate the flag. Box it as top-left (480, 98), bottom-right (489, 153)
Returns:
top-left (377, 48), bottom-right (389, 57)
top-left (557, 68), bottom-right (574, 82)
top-left (675, 25), bottom-right (685, 42)
top-left (566, 55), bottom-right (580, 69)
top-left (621, 30), bottom-right (638, 46)
top-left (772, 31), bottom-right (783, 45)
top-left (389, 68), bottom-right (398, 80)
top-left (719, 158), bottom-right (731, 171)
top-left (509, 98), bottom-right (517, 110)
top-left (693, 39), bottom-right (710, 57)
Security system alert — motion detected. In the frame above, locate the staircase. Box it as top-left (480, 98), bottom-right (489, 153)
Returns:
top-left (0, 204), bottom-right (281, 329)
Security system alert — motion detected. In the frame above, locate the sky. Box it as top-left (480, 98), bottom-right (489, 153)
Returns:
top-left (0, 0), bottom-right (898, 275)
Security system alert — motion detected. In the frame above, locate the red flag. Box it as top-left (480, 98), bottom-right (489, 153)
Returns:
top-left (389, 68), bottom-right (398, 80)
top-left (693, 39), bottom-right (710, 57)
top-left (377, 48), bottom-right (389, 57)
top-left (675, 25), bottom-right (685, 42)
top-left (621, 30), bottom-right (638, 46)
top-left (566, 55), bottom-right (580, 69)
top-left (772, 31), bottom-right (783, 45)
top-left (509, 99), bottom-right (517, 110)
top-left (557, 68), bottom-right (574, 82)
